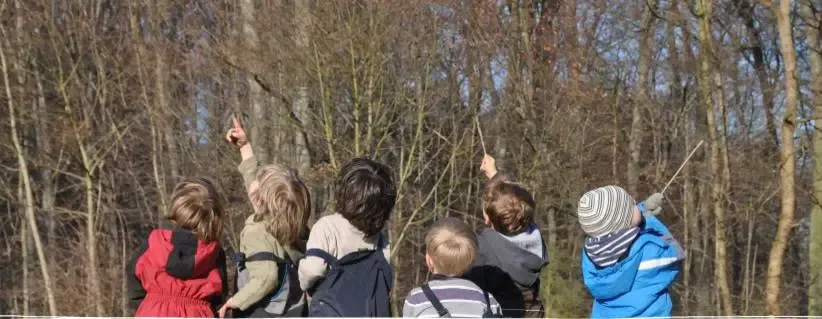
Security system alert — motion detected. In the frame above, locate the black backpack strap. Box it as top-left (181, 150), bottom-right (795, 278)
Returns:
top-left (231, 252), bottom-right (246, 265)
top-left (377, 233), bottom-right (387, 250)
top-left (421, 284), bottom-right (450, 318)
top-left (246, 251), bottom-right (290, 264)
top-left (232, 251), bottom-right (290, 264)
top-left (306, 248), bottom-right (338, 266)
top-left (481, 289), bottom-right (498, 318)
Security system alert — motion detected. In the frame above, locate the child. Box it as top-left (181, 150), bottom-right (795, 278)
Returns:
top-left (464, 154), bottom-right (548, 318)
top-left (403, 217), bottom-right (502, 318)
top-left (577, 186), bottom-right (684, 318)
top-left (126, 177), bottom-right (228, 317)
top-left (218, 117), bottom-right (311, 318)
top-left (299, 157), bottom-right (396, 317)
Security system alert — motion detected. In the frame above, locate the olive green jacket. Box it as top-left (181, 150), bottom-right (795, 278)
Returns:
top-left (232, 155), bottom-right (304, 310)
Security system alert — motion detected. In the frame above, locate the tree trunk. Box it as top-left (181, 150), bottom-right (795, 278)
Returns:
top-left (628, 0), bottom-right (657, 194)
top-left (1, 37), bottom-right (57, 316)
top-left (155, 50), bottom-right (180, 182)
top-left (33, 57), bottom-right (57, 250)
top-left (737, 0), bottom-right (780, 150)
top-left (696, 0), bottom-right (734, 314)
top-left (294, 0), bottom-right (312, 172)
top-left (804, 0), bottom-right (822, 313)
top-left (83, 159), bottom-right (102, 316)
top-left (241, 0), bottom-right (269, 164)
top-left (666, 2), bottom-right (691, 311)
top-left (766, 0), bottom-right (799, 315)
top-left (21, 184), bottom-right (29, 316)
top-left (612, 77), bottom-right (623, 183)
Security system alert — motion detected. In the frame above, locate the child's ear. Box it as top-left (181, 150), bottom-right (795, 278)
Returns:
top-left (425, 253), bottom-right (435, 273)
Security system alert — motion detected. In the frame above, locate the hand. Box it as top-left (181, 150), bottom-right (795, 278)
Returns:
top-left (225, 116), bottom-right (249, 148)
top-left (644, 193), bottom-right (664, 215)
top-left (218, 298), bottom-right (235, 318)
top-left (480, 154), bottom-right (498, 179)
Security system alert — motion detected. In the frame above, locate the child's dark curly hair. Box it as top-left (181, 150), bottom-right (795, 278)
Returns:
top-left (335, 158), bottom-right (397, 236)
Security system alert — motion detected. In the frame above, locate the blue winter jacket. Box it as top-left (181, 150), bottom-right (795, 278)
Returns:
top-left (581, 202), bottom-right (685, 318)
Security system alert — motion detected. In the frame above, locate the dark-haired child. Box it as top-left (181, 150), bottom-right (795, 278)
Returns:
top-left (298, 158), bottom-right (397, 316)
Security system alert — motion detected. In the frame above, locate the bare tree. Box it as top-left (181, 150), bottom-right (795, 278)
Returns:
top-left (696, 0), bottom-right (734, 314)
top-left (628, 0), bottom-right (658, 193)
top-left (804, 0), bottom-right (822, 313)
top-left (764, 0), bottom-right (799, 315)
top-left (294, 0), bottom-right (312, 172)
top-left (0, 26), bottom-right (57, 316)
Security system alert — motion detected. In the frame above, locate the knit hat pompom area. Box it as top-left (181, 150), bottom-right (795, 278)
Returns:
top-left (577, 185), bottom-right (636, 237)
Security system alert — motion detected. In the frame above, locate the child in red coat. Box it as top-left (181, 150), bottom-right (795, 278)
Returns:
top-left (126, 177), bottom-right (228, 317)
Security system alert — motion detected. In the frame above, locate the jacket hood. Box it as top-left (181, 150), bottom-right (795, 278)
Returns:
top-left (144, 228), bottom-right (222, 279)
top-left (475, 227), bottom-right (547, 287)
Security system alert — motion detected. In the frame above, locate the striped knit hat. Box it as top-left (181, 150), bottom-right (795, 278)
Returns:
top-left (577, 185), bottom-right (636, 237)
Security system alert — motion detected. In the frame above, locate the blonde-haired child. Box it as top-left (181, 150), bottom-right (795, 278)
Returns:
top-left (403, 217), bottom-right (502, 318)
top-left (126, 177), bottom-right (228, 317)
top-left (219, 117), bottom-right (311, 318)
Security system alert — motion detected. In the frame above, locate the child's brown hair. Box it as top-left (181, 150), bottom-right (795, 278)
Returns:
top-left (482, 179), bottom-right (535, 235)
top-left (167, 177), bottom-right (225, 242)
top-left (251, 164), bottom-right (311, 245)
top-left (335, 158), bottom-right (396, 236)
top-left (426, 217), bottom-right (478, 276)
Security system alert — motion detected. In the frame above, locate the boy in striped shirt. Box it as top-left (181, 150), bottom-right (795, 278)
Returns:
top-left (403, 218), bottom-right (502, 318)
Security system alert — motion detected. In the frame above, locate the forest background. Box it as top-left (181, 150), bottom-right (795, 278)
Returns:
top-left (1, 0), bottom-right (822, 317)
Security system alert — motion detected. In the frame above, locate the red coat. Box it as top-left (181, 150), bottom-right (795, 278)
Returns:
top-left (126, 227), bottom-right (227, 317)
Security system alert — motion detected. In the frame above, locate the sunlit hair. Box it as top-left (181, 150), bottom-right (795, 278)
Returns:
top-left (482, 179), bottom-right (535, 235)
top-left (167, 177), bottom-right (224, 242)
top-left (426, 217), bottom-right (478, 276)
top-left (250, 164), bottom-right (311, 245)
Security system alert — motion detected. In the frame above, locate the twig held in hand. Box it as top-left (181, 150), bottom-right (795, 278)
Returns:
top-left (662, 140), bottom-right (705, 193)
top-left (474, 117), bottom-right (487, 155)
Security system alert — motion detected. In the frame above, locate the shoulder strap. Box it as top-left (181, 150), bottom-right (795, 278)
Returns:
top-left (306, 248), bottom-right (338, 266)
top-left (481, 289), bottom-right (497, 318)
top-left (245, 252), bottom-right (290, 264)
top-left (421, 284), bottom-right (450, 318)
top-left (377, 233), bottom-right (387, 250)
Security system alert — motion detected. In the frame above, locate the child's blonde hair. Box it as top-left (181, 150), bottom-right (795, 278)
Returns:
top-left (167, 177), bottom-right (224, 242)
top-left (425, 217), bottom-right (478, 276)
top-left (251, 164), bottom-right (311, 245)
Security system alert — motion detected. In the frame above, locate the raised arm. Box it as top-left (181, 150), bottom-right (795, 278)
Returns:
top-left (480, 154), bottom-right (514, 185)
top-left (226, 116), bottom-right (260, 198)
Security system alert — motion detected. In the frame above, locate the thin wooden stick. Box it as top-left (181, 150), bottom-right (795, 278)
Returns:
top-left (662, 140), bottom-right (705, 193)
top-left (474, 117), bottom-right (487, 155)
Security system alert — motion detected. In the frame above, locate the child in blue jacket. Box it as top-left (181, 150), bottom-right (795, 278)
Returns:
top-left (577, 186), bottom-right (685, 318)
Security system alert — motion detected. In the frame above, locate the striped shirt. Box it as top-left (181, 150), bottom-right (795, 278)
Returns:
top-left (403, 277), bottom-right (501, 318)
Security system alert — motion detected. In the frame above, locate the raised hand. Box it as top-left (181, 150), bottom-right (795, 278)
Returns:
top-left (225, 116), bottom-right (249, 148)
top-left (480, 154), bottom-right (498, 179)
top-left (644, 193), bottom-right (664, 216)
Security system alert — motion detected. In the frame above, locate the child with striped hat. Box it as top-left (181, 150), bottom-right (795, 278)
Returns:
top-left (577, 186), bottom-right (684, 318)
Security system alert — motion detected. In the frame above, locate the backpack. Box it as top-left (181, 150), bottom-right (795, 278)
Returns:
top-left (232, 251), bottom-right (306, 318)
top-left (420, 283), bottom-right (501, 318)
top-left (305, 235), bottom-right (392, 317)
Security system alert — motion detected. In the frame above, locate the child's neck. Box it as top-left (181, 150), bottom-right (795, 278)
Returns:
top-left (430, 271), bottom-right (459, 280)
